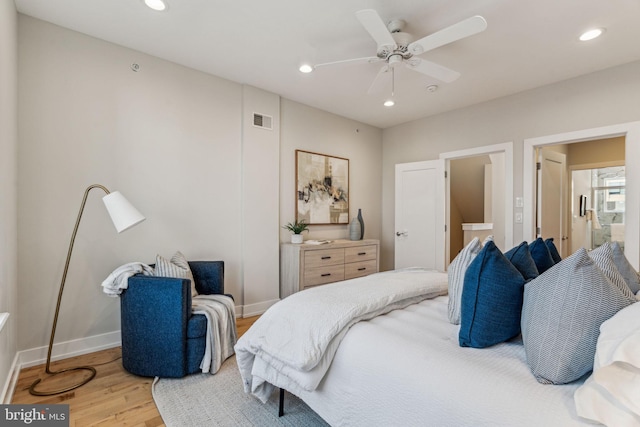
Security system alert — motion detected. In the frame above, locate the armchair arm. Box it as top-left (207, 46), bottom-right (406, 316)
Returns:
top-left (120, 275), bottom-right (192, 377)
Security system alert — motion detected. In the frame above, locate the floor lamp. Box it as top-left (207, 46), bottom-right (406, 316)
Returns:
top-left (29, 184), bottom-right (145, 396)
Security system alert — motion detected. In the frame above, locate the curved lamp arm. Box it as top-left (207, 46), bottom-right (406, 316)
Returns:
top-left (30, 184), bottom-right (145, 396)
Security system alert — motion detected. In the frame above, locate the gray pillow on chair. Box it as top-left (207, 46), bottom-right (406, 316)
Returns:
top-left (155, 251), bottom-right (198, 297)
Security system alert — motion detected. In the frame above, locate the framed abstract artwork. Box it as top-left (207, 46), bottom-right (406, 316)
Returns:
top-left (295, 150), bottom-right (349, 225)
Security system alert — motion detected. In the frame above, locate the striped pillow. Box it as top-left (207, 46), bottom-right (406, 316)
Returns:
top-left (611, 241), bottom-right (640, 294)
top-left (521, 248), bottom-right (635, 384)
top-left (155, 251), bottom-right (198, 297)
top-left (588, 243), bottom-right (635, 300)
top-left (447, 237), bottom-right (482, 325)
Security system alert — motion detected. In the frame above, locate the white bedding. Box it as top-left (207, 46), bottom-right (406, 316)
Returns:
top-left (235, 268), bottom-right (448, 403)
top-left (297, 296), bottom-right (592, 427)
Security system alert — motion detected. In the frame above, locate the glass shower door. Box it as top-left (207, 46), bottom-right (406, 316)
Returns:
top-left (591, 166), bottom-right (625, 250)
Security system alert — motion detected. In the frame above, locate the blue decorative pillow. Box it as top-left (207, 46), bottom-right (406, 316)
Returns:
top-left (504, 242), bottom-right (539, 281)
top-left (545, 238), bottom-right (562, 263)
top-left (529, 238), bottom-right (555, 273)
top-left (459, 241), bottom-right (526, 348)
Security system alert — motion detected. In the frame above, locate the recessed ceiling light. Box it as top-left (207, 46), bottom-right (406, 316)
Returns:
top-left (144, 0), bottom-right (167, 11)
top-left (579, 28), bottom-right (604, 41)
top-left (299, 64), bottom-right (314, 73)
top-left (383, 100), bottom-right (395, 107)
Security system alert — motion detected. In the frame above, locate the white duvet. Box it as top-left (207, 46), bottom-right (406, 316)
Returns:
top-left (299, 296), bottom-right (592, 427)
top-left (234, 268), bottom-right (448, 403)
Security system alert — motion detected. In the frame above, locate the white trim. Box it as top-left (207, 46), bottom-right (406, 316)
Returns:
top-left (240, 299), bottom-right (279, 318)
top-left (523, 121), bottom-right (640, 269)
top-left (440, 142), bottom-right (514, 261)
top-left (1, 353), bottom-right (20, 404)
top-left (18, 330), bottom-right (121, 369)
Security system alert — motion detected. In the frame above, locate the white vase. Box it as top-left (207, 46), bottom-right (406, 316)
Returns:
top-left (291, 234), bottom-right (304, 244)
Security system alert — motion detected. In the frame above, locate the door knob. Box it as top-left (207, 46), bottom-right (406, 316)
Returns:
top-left (396, 231), bottom-right (408, 237)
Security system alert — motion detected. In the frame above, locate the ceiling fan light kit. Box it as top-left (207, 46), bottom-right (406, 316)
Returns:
top-left (305, 9), bottom-right (487, 100)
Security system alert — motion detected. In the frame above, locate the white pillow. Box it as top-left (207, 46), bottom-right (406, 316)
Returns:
top-left (447, 237), bottom-right (482, 325)
top-left (154, 251), bottom-right (198, 297)
top-left (574, 302), bottom-right (640, 425)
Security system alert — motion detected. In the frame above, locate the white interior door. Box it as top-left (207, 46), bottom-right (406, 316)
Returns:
top-left (395, 160), bottom-right (445, 271)
top-left (537, 149), bottom-right (567, 256)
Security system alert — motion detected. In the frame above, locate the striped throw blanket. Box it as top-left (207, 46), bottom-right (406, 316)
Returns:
top-left (192, 294), bottom-right (237, 374)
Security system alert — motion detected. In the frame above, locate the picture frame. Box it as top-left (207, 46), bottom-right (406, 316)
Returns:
top-left (295, 150), bottom-right (349, 225)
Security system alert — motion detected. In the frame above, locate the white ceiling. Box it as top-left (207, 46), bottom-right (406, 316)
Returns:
top-left (14, 0), bottom-right (640, 129)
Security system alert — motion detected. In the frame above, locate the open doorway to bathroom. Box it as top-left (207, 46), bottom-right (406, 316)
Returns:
top-left (571, 165), bottom-right (625, 252)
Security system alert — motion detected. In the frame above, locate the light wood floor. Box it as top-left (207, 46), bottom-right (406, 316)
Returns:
top-left (11, 315), bottom-right (259, 426)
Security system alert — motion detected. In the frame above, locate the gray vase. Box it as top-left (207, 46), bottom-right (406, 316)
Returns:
top-left (357, 209), bottom-right (364, 240)
top-left (349, 217), bottom-right (361, 241)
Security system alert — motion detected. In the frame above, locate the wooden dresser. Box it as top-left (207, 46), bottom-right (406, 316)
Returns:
top-left (280, 239), bottom-right (380, 298)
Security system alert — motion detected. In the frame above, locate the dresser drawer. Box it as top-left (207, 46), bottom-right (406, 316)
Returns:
top-left (304, 248), bottom-right (345, 268)
top-left (304, 264), bottom-right (345, 287)
top-left (345, 260), bottom-right (378, 280)
top-left (344, 245), bottom-right (377, 264)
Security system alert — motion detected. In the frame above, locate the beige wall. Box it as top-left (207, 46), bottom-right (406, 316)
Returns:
top-left (279, 99), bottom-right (383, 243)
top-left (567, 136), bottom-right (625, 167)
top-left (0, 1), bottom-right (19, 401)
top-left (382, 60), bottom-right (640, 271)
top-left (17, 16), bottom-right (382, 361)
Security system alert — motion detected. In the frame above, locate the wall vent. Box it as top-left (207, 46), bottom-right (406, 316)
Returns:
top-left (253, 113), bottom-right (273, 130)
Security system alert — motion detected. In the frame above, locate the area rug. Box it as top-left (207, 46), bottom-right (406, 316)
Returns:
top-left (152, 356), bottom-right (329, 426)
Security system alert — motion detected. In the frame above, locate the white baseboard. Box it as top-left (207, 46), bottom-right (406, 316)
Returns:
top-left (1, 352), bottom-right (20, 404)
top-left (18, 330), bottom-right (122, 369)
top-left (3, 301), bottom-right (272, 399)
top-left (241, 298), bottom-right (279, 318)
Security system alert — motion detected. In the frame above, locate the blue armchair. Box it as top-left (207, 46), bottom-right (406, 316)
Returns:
top-left (120, 261), bottom-right (231, 377)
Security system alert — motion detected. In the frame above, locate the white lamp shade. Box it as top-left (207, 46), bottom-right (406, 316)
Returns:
top-left (102, 191), bottom-right (145, 233)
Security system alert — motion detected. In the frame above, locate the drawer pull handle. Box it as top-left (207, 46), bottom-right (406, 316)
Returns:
top-left (321, 256), bottom-right (331, 260)
top-left (321, 273), bottom-right (331, 277)
top-left (358, 267), bottom-right (366, 271)
top-left (358, 252), bottom-right (367, 255)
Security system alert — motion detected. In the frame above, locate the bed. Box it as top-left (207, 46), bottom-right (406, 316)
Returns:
top-left (235, 260), bottom-right (640, 427)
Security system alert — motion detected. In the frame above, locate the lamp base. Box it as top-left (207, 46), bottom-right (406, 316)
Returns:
top-left (28, 366), bottom-right (97, 396)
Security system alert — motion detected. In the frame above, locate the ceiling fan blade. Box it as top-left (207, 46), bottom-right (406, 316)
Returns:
top-left (367, 64), bottom-right (391, 94)
top-left (356, 9), bottom-right (396, 50)
top-left (314, 56), bottom-right (382, 70)
top-left (405, 58), bottom-right (461, 83)
top-left (408, 15), bottom-right (487, 55)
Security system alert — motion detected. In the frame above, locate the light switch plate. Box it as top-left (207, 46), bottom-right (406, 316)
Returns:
top-left (515, 197), bottom-right (524, 208)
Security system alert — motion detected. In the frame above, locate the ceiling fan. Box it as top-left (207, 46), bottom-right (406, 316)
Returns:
top-left (312, 9), bottom-right (487, 94)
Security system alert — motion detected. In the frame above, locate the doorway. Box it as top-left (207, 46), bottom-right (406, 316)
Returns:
top-left (441, 142), bottom-right (513, 267)
top-left (571, 165), bottom-right (626, 252)
top-left (523, 121), bottom-right (640, 269)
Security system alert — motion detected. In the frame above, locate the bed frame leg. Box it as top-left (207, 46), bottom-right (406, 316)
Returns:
top-left (278, 388), bottom-right (285, 417)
